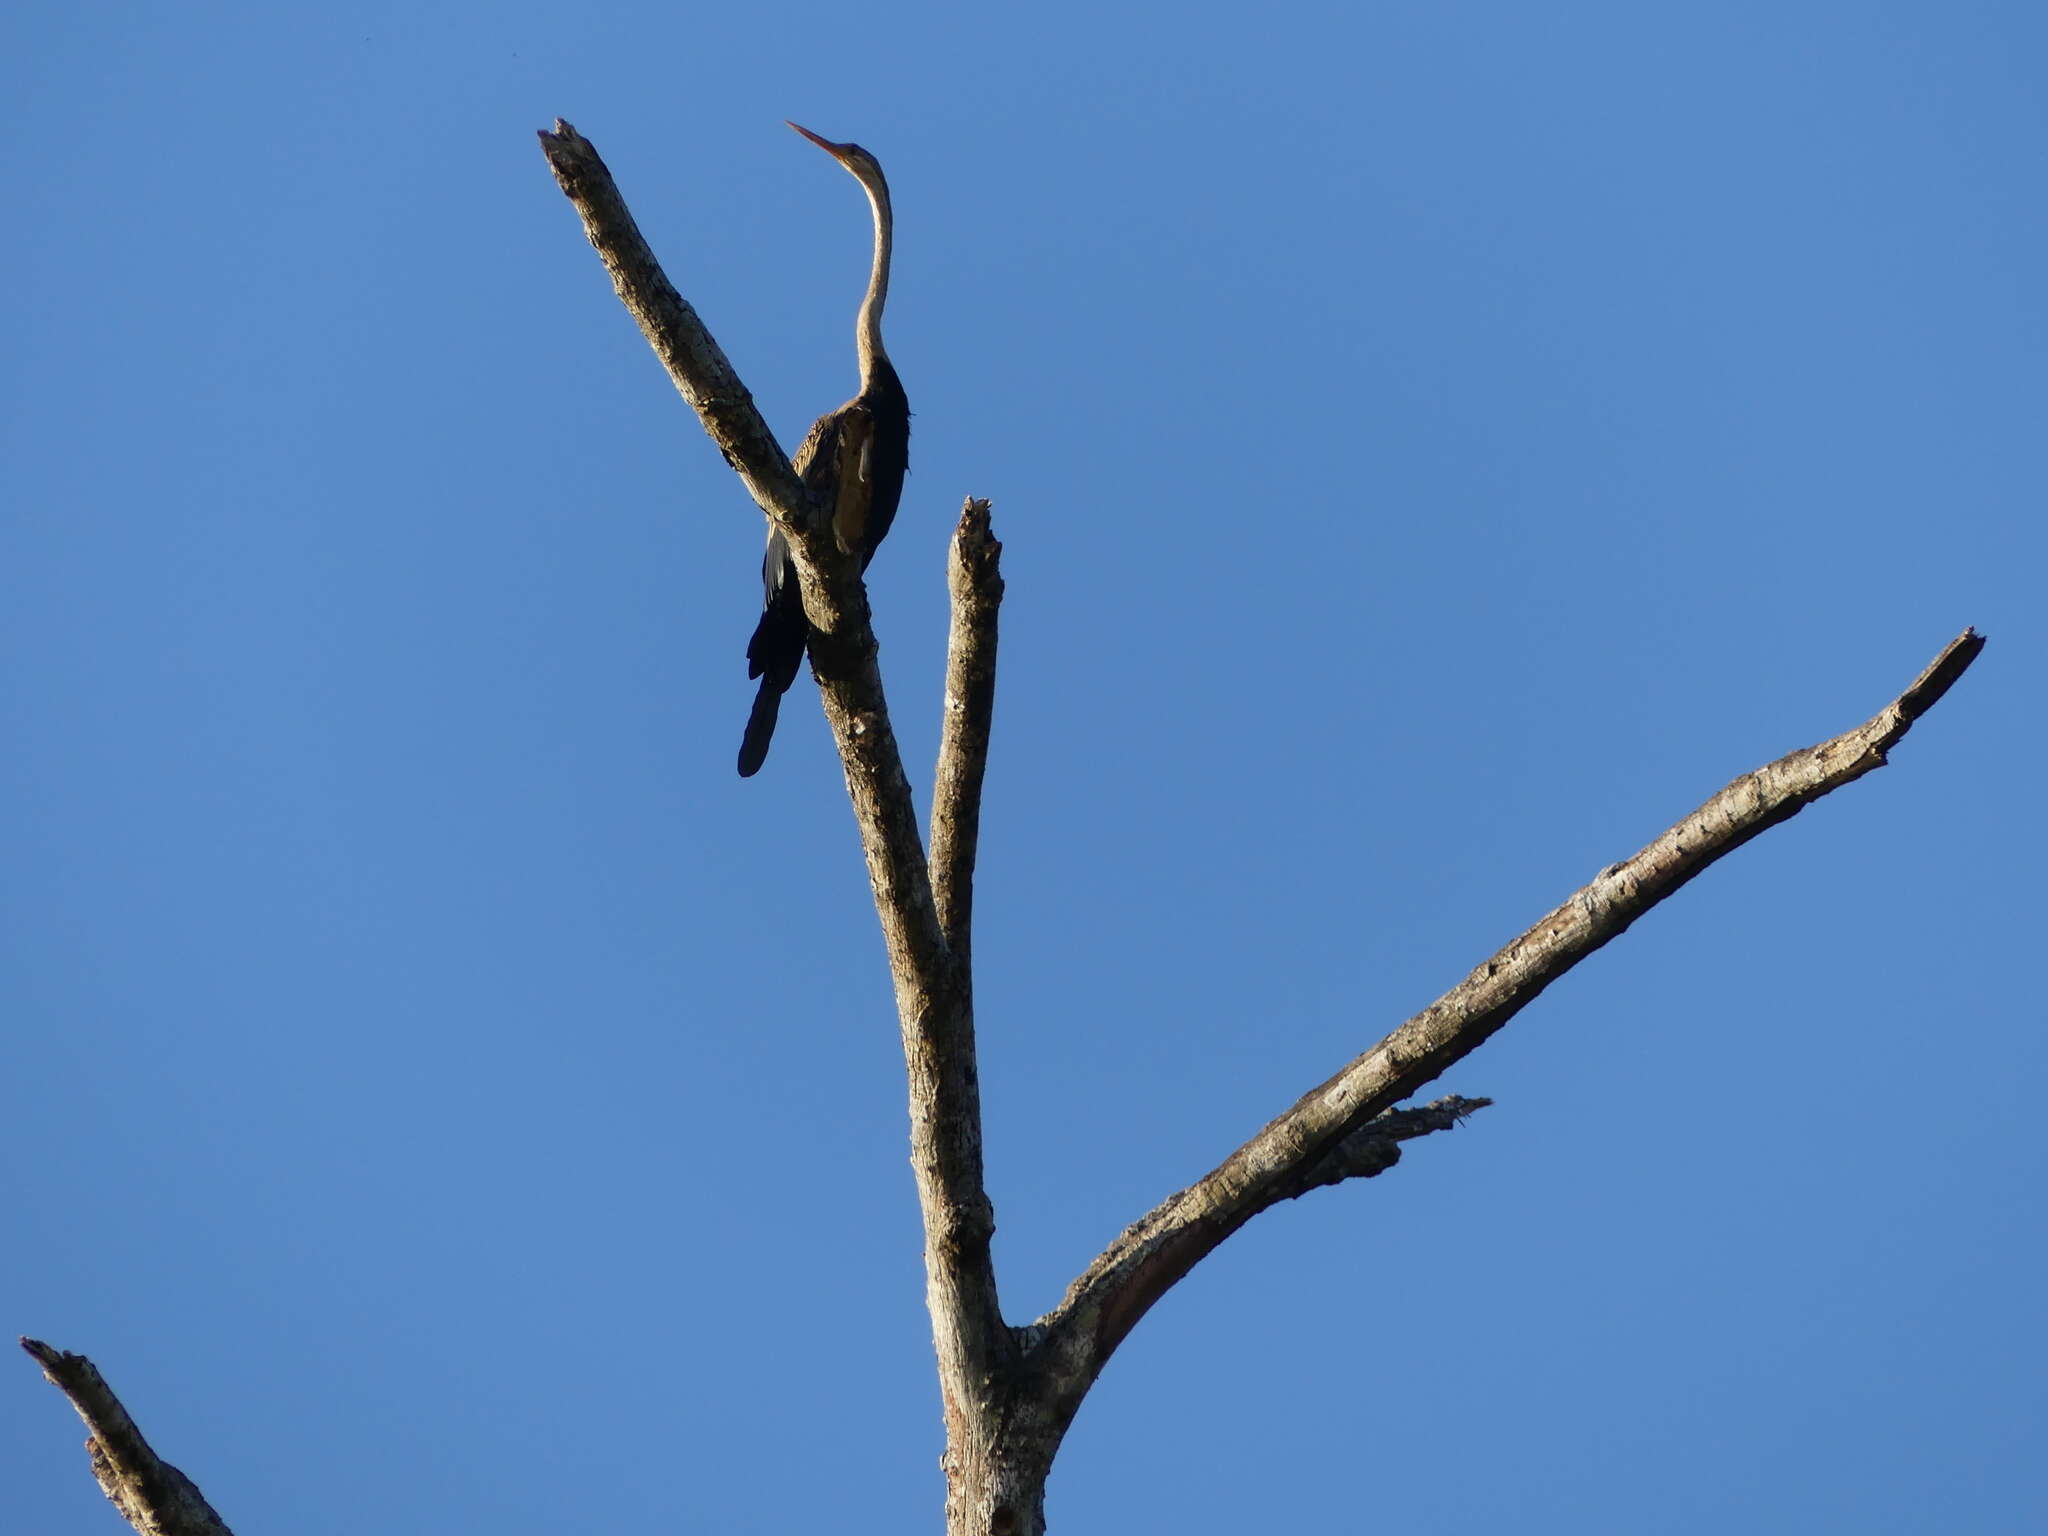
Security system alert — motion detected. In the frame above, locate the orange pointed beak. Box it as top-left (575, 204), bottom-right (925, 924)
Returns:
top-left (786, 120), bottom-right (854, 164)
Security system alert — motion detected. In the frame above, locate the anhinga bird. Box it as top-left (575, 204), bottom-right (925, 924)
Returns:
top-left (737, 122), bottom-right (910, 777)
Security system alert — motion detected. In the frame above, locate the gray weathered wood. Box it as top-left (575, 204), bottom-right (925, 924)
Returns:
top-left (536, 122), bottom-right (1985, 1534)
top-left (24, 125), bottom-right (1983, 1536)
top-left (22, 1338), bottom-right (236, 1536)
top-left (931, 499), bottom-right (1004, 967)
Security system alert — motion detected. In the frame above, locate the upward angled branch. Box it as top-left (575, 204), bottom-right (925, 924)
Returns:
top-left (537, 120), bottom-right (808, 538)
top-left (1029, 628), bottom-right (1985, 1410)
top-left (539, 124), bottom-right (1012, 1508)
top-left (931, 499), bottom-right (1005, 965)
top-left (537, 119), bottom-right (942, 984)
top-left (22, 1338), bottom-right (234, 1536)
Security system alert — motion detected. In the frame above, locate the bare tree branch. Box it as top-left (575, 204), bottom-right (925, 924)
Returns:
top-left (536, 119), bottom-right (949, 1015)
top-left (536, 120), bottom-right (879, 686)
top-left (931, 499), bottom-right (1005, 964)
top-left (538, 122), bottom-right (1988, 1536)
top-left (1031, 628), bottom-right (1985, 1409)
top-left (1291, 1095), bottom-right (1493, 1193)
top-left (536, 119), bottom-right (808, 536)
top-left (539, 124), bottom-right (1015, 1521)
top-left (21, 1338), bottom-right (234, 1536)
top-left (808, 608), bottom-right (1012, 1461)
top-left (21, 118), bottom-right (1988, 1536)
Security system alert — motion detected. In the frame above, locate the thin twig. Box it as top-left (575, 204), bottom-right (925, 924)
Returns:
top-left (21, 1338), bottom-right (235, 1536)
top-left (1290, 1095), bottom-right (1493, 1192)
top-left (931, 499), bottom-right (1005, 965)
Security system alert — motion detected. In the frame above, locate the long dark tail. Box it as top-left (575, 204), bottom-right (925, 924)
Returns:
top-left (737, 582), bottom-right (807, 777)
top-left (737, 678), bottom-right (784, 778)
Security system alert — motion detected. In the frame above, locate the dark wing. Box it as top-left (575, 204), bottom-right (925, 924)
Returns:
top-left (737, 401), bottom-right (862, 777)
top-left (736, 376), bottom-right (906, 776)
top-left (791, 398), bottom-right (876, 557)
top-left (854, 358), bottom-right (910, 569)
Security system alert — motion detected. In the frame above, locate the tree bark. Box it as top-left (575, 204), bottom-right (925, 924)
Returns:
top-left (21, 125), bottom-right (1983, 1536)
top-left (1026, 628), bottom-right (1985, 1406)
top-left (21, 1338), bottom-right (235, 1536)
top-left (931, 499), bottom-right (1004, 968)
top-left (530, 122), bottom-right (1985, 1532)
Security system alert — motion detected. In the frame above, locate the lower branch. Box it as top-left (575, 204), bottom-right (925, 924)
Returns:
top-left (22, 1338), bottom-right (235, 1536)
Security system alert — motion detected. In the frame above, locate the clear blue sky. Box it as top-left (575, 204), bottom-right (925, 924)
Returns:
top-left (6, 3), bottom-right (2041, 1531)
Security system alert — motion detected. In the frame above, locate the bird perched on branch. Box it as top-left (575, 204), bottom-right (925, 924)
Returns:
top-left (738, 123), bottom-right (910, 777)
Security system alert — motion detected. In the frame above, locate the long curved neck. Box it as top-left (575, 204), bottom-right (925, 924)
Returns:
top-left (855, 176), bottom-right (893, 389)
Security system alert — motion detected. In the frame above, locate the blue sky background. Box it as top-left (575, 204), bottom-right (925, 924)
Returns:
top-left (5, 3), bottom-right (2041, 1531)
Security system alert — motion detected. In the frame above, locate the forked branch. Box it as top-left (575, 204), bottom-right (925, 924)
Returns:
top-left (20, 121), bottom-right (1983, 1536)
top-left (539, 123), bottom-right (1010, 1494)
top-left (538, 122), bottom-right (1984, 1536)
top-left (538, 118), bottom-right (948, 1012)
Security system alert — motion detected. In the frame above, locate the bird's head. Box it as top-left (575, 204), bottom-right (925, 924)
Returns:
top-left (787, 121), bottom-right (890, 202)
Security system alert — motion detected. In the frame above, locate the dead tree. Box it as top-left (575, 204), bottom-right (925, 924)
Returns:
top-left (21, 121), bottom-right (1985, 1536)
